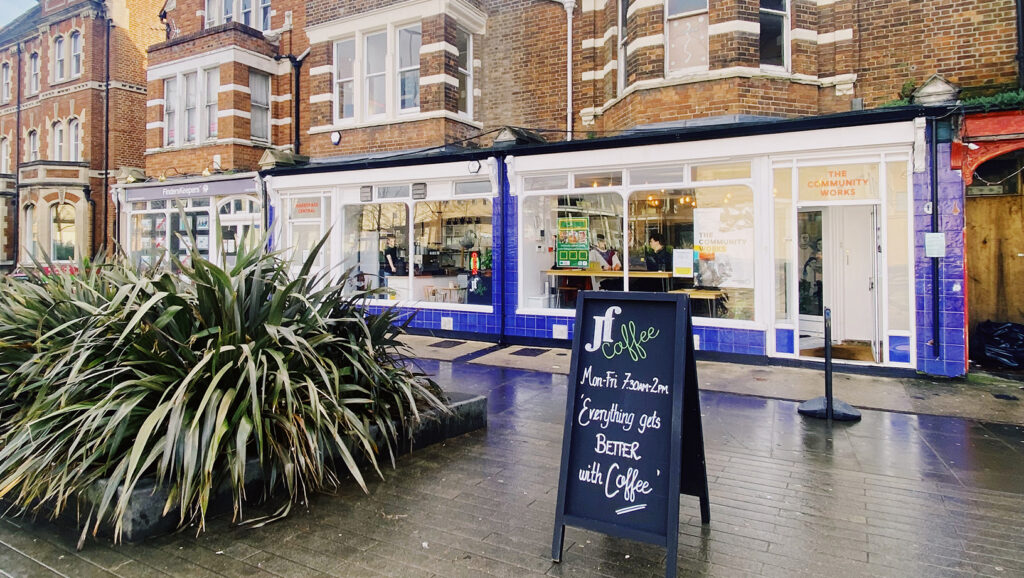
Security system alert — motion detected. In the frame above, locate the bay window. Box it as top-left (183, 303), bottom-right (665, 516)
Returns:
top-left (241, 0), bottom-right (252, 27)
top-left (260, 0), bottom-right (271, 31)
top-left (760, 0), bottom-right (788, 68)
top-left (666, 0), bottom-right (708, 73)
top-left (51, 203), bottom-right (76, 261)
top-left (206, 0), bottom-right (271, 30)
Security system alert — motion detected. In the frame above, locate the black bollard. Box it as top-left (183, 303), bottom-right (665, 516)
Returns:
top-left (798, 307), bottom-right (862, 421)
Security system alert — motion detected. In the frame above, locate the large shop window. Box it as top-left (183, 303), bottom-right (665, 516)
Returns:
top-left (286, 196), bottom-right (331, 272)
top-left (666, 0), bottom-right (708, 73)
top-left (412, 199), bottom-right (492, 305)
top-left (341, 202), bottom-right (410, 298)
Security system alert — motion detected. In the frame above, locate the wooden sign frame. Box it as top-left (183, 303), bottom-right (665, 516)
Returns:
top-left (551, 292), bottom-right (709, 578)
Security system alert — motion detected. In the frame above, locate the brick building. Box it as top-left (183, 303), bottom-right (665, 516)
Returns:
top-left (0, 0), bottom-right (162, 269)
top-left (118, 0), bottom-right (1024, 377)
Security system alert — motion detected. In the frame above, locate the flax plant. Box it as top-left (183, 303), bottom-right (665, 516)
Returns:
top-left (0, 236), bottom-right (445, 548)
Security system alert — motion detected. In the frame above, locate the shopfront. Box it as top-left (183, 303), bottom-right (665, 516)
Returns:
top-left (505, 120), bottom-right (920, 369)
top-left (117, 175), bottom-right (263, 269)
top-left (267, 156), bottom-right (502, 335)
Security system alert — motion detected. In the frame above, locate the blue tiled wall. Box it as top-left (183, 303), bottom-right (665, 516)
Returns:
top-left (913, 140), bottom-right (967, 377)
top-left (889, 335), bottom-right (911, 364)
top-left (775, 328), bottom-right (795, 354)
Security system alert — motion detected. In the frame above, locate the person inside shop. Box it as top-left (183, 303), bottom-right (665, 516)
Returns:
top-left (590, 234), bottom-right (622, 271)
top-left (382, 236), bottom-right (402, 276)
top-left (645, 232), bottom-right (671, 272)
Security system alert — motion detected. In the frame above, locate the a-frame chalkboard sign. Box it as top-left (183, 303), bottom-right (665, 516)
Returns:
top-left (551, 292), bottom-right (709, 578)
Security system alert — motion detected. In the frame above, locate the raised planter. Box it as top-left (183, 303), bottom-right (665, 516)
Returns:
top-left (9, 393), bottom-right (487, 544)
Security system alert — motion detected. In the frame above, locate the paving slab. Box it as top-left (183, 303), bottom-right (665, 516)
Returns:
top-left (1, 359), bottom-right (1023, 577)
top-left (419, 337), bottom-right (1024, 426)
top-left (401, 334), bottom-right (496, 362)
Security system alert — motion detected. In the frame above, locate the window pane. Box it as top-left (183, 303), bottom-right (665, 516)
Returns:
top-left (335, 39), bottom-right (354, 79)
top-left (377, 185), bottom-right (409, 199)
top-left (762, 0), bottom-right (786, 11)
top-left (521, 192), bottom-right (624, 310)
top-left (365, 32), bottom-right (386, 74)
top-left (692, 161), bottom-right (750, 181)
top-left (260, 0), bottom-right (271, 30)
top-left (185, 73), bottom-right (197, 142)
top-left (454, 180), bottom-right (492, 195)
top-left (574, 171), bottom-right (622, 188)
top-left (798, 163), bottom-right (879, 202)
top-left (524, 174), bottom-right (568, 191)
top-left (205, 68), bottom-right (219, 138)
top-left (412, 199), bottom-right (493, 304)
top-left (341, 203), bottom-right (409, 299)
top-left (627, 186), bottom-right (755, 319)
top-left (759, 12), bottom-right (785, 67)
top-left (886, 161), bottom-right (910, 332)
top-left (630, 166), bottom-right (686, 185)
top-left (366, 74), bottom-right (386, 116)
top-left (0, 195), bottom-right (13, 263)
top-left (667, 0), bottom-right (706, 14)
top-left (400, 70), bottom-right (419, 109)
top-left (398, 26), bottom-right (421, 69)
top-left (667, 13), bottom-right (708, 72)
top-left (457, 67), bottom-right (469, 113)
top-left (456, 28), bottom-right (470, 71)
top-left (338, 80), bottom-right (354, 118)
top-left (773, 168), bottom-right (793, 322)
top-left (241, 0), bottom-right (252, 25)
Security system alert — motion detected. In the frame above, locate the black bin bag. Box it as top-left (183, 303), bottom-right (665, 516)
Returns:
top-left (974, 321), bottom-right (1024, 369)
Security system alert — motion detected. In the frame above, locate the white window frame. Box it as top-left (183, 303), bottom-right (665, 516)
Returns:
top-left (50, 202), bottom-right (77, 262)
top-left (68, 118), bottom-right (80, 161)
top-left (664, 0), bottom-right (709, 75)
top-left (617, 0), bottom-right (628, 96)
top-left (1, 63), bottom-right (9, 102)
top-left (52, 121), bottom-right (64, 160)
top-left (70, 31), bottom-right (82, 77)
top-left (250, 70), bottom-right (271, 142)
top-left (241, 0), bottom-right (252, 27)
top-left (0, 138), bottom-right (9, 173)
top-left (24, 204), bottom-right (36, 259)
top-left (396, 23), bottom-right (421, 114)
top-left (28, 130), bottom-right (38, 161)
top-left (259, 0), bottom-right (271, 31)
top-left (184, 72), bottom-right (198, 143)
top-left (205, 0), bottom-right (271, 30)
top-left (363, 30), bottom-right (387, 120)
top-left (759, 0), bottom-right (790, 71)
top-left (164, 77), bottom-right (177, 146)
top-left (204, 67), bottom-right (219, 140)
top-left (54, 35), bottom-right (65, 81)
top-left (333, 38), bottom-right (355, 123)
top-left (29, 53), bottom-right (39, 94)
top-left (455, 27), bottom-right (472, 117)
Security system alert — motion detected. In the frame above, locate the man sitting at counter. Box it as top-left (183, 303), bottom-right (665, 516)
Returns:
top-left (589, 234), bottom-right (622, 271)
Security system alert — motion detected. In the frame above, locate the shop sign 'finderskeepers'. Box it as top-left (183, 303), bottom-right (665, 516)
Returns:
top-left (798, 164), bottom-right (879, 201)
top-left (125, 177), bottom-right (258, 202)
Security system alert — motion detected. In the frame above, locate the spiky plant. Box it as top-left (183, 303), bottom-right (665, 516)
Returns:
top-left (0, 235), bottom-right (445, 548)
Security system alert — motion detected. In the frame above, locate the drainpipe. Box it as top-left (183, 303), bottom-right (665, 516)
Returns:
top-left (12, 43), bottom-right (21, 265)
top-left (1018, 0), bottom-right (1024, 89)
top-left (275, 47), bottom-right (310, 154)
top-left (497, 154), bottom-right (507, 346)
top-left (102, 15), bottom-right (112, 255)
top-left (929, 116), bottom-right (941, 358)
top-left (563, 0), bottom-right (575, 140)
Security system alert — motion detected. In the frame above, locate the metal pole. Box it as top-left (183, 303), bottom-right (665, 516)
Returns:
top-left (824, 307), bottom-right (833, 421)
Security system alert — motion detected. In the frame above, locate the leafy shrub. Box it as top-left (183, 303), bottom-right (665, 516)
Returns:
top-left (0, 236), bottom-right (446, 547)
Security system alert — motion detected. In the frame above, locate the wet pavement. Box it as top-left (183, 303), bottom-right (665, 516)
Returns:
top-left (1, 360), bottom-right (1023, 577)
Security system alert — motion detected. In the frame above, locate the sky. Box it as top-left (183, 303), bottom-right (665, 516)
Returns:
top-left (0, 0), bottom-right (37, 30)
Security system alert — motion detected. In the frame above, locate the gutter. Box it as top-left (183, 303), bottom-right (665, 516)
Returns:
top-left (929, 116), bottom-right (941, 358)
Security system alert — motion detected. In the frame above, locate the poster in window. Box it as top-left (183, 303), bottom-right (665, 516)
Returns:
top-left (673, 248), bottom-right (694, 278)
top-left (142, 217), bottom-right (153, 232)
top-left (196, 215), bottom-right (210, 231)
top-left (556, 217), bottom-right (589, 268)
top-left (693, 207), bottom-right (754, 288)
top-left (196, 234), bottom-right (209, 250)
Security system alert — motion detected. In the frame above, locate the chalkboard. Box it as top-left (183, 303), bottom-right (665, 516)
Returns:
top-left (551, 292), bottom-right (709, 578)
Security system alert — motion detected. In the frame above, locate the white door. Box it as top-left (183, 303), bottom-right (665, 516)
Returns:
top-left (834, 205), bottom-right (880, 358)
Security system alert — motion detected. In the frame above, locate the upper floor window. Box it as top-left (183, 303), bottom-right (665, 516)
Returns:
top-left (0, 138), bottom-right (9, 173)
top-left (397, 24), bottom-right (421, 112)
top-left (70, 32), bottom-right (82, 77)
top-left (1, 63), bottom-right (9, 102)
top-left (250, 70), bottom-right (270, 142)
top-left (164, 78), bottom-right (177, 146)
top-left (27, 130), bottom-right (38, 161)
top-left (364, 31), bottom-right (387, 118)
top-left (52, 121), bottom-right (64, 160)
top-left (206, 0), bottom-right (271, 31)
top-left (205, 67), bottom-right (219, 139)
top-left (455, 28), bottom-right (471, 115)
top-left (51, 203), bottom-right (76, 261)
top-left (54, 36), bottom-right (65, 81)
top-left (184, 72), bottom-right (198, 143)
top-left (334, 39), bottom-right (355, 121)
top-left (666, 0), bottom-right (708, 73)
top-left (68, 118), bottom-right (80, 161)
top-left (29, 53), bottom-right (39, 94)
top-left (760, 0), bottom-right (788, 68)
